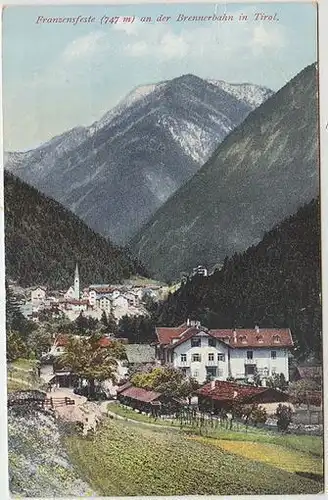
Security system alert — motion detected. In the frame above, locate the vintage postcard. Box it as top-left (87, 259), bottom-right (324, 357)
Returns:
top-left (1, 1), bottom-right (324, 497)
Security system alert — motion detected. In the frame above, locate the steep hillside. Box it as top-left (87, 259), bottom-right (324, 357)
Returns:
top-left (4, 172), bottom-right (147, 288)
top-left (5, 75), bottom-right (272, 244)
top-left (131, 63), bottom-right (319, 281)
top-left (155, 199), bottom-right (321, 360)
top-left (8, 401), bottom-right (94, 497)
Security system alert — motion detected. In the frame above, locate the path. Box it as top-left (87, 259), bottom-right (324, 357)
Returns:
top-left (104, 406), bottom-right (181, 431)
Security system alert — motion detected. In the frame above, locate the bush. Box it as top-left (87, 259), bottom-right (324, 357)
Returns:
top-left (275, 404), bottom-right (292, 432)
top-left (250, 406), bottom-right (267, 426)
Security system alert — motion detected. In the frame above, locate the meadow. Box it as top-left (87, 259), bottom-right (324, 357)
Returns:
top-left (65, 418), bottom-right (324, 496)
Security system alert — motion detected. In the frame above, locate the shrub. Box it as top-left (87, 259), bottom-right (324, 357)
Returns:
top-left (275, 404), bottom-right (292, 432)
top-left (250, 406), bottom-right (267, 426)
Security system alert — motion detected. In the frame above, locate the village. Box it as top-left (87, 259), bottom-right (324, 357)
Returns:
top-left (13, 264), bottom-right (170, 323)
top-left (6, 263), bottom-right (324, 495)
top-left (7, 262), bottom-right (322, 431)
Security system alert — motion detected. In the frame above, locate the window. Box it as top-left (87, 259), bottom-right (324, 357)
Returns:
top-left (206, 367), bottom-right (217, 378)
top-left (208, 353), bottom-right (214, 362)
top-left (256, 335), bottom-right (264, 343)
top-left (245, 364), bottom-right (256, 375)
top-left (247, 350), bottom-right (253, 360)
top-left (208, 337), bottom-right (216, 347)
top-left (217, 353), bottom-right (225, 362)
top-left (192, 353), bottom-right (201, 362)
top-left (273, 335), bottom-right (281, 344)
top-left (239, 335), bottom-right (247, 344)
top-left (191, 337), bottom-right (201, 348)
top-left (181, 354), bottom-right (187, 362)
top-left (271, 350), bottom-right (276, 359)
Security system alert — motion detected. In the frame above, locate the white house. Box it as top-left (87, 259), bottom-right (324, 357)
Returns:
top-left (31, 287), bottom-right (47, 305)
top-left (96, 295), bottom-right (112, 312)
top-left (124, 291), bottom-right (139, 307)
top-left (155, 320), bottom-right (293, 385)
top-left (64, 286), bottom-right (75, 300)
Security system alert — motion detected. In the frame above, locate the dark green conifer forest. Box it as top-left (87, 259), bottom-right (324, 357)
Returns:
top-left (155, 199), bottom-right (321, 361)
top-left (4, 172), bottom-right (148, 288)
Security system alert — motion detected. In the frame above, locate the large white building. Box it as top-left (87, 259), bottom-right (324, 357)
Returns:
top-left (155, 320), bottom-right (293, 385)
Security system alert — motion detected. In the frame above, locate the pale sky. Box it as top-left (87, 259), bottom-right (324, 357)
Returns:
top-left (2, 2), bottom-right (317, 151)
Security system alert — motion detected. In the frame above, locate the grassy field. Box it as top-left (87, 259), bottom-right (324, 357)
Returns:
top-left (65, 418), bottom-right (323, 496)
top-left (7, 358), bottom-right (44, 393)
top-left (108, 403), bottom-right (324, 458)
top-left (190, 436), bottom-right (323, 476)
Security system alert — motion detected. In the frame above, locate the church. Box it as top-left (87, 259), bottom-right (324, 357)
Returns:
top-left (64, 263), bottom-right (80, 300)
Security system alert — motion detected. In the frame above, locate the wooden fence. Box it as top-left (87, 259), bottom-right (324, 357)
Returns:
top-left (8, 396), bottom-right (75, 409)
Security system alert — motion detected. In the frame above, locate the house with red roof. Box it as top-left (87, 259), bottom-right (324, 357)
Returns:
top-left (155, 319), bottom-right (293, 385)
top-left (196, 380), bottom-right (290, 412)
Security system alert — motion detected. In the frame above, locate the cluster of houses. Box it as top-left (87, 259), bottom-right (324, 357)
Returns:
top-left (15, 264), bottom-right (169, 323)
top-left (36, 315), bottom-right (323, 423)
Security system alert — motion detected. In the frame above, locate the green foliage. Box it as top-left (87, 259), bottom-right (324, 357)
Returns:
top-left (6, 331), bottom-right (28, 362)
top-left (288, 379), bottom-right (322, 406)
top-left (117, 315), bottom-right (156, 343)
top-left (58, 334), bottom-right (125, 398)
top-left (6, 282), bottom-right (35, 337)
top-left (267, 373), bottom-right (288, 391)
top-left (131, 366), bottom-right (199, 398)
top-left (250, 406), bottom-right (267, 426)
top-left (275, 404), bottom-right (293, 432)
top-left (154, 199), bottom-right (321, 360)
top-left (26, 327), bottom-right (53, 359)
top-left (100, 312), bottom-right (118, 335)
top-left (4, 172), bottom-right (148, 289)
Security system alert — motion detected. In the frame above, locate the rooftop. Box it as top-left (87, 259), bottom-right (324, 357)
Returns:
top-left (156, 323), bottom-right (293, 349)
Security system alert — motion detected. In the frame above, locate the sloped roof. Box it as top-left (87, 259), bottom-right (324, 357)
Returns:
top-left (211, 329), bottom-right (293, 348)
top-left (296, 366), bottom-right (322, 379)
top-left (196, 380), bottom-right (289, 404)
top-left (156, 324), bottom-right (293, 348)
top-left (55, 334), bottom-right (113, 348)
top-left (156, 323), bottom-right (189, 344)
top-left (119, 386), bottom-right (162, 403)
top-left (125, 344), bottom-right (156, 364)
top-left (116, 381), bottom-right (133, 394)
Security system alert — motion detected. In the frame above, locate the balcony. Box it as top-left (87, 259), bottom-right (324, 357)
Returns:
top-left (177, 360), bottom-right (190, 368)
top-left (205, 359), bottom-right (217, 367)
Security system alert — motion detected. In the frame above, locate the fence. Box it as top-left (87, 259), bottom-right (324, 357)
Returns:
top-left (8, 396), bottom-right (75, 409)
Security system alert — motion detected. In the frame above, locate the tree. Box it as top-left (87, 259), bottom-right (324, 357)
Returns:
top-left (267, 373), bottom-right (288, 391)
top-left (26, 327), bottom-right (53, 359)
top-left (58, 334), bottom-right (125, 399)
top-left (131, 366), bottom-right (199, 399)
top-left (101, 311), bottom-right (108, 327)
top-left (275, 404), bottom-right (292, 432)
top-left (6, 282), bottom-right (35, 337)
top-left (288, 378), bottom-right (322, 407)
top-left (6, 330), bottom-right (28, 362)
top-left (117, 315), bottom-right (156, 343)
top-left (253, 368), bottom-right (262, 387)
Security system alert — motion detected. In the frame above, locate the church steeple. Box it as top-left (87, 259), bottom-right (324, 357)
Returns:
top-left (74, 263), bottom-right (80, 300)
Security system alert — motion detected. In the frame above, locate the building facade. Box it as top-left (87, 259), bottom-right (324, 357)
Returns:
top-left (155, 321), bottom-right (293, 385)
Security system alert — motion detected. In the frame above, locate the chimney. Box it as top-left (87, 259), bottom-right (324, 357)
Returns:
top-left (211, 380), bottom-right (215, 390)
top-left (255, 325), bottom-right (260, 333)
top-left (186, 318), bottom-right (190, 327)
top-left (233, 330), bottom-right (237, 343)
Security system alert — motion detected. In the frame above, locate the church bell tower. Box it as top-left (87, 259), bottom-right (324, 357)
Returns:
top-left (74, 263), bottom-right (80, 300)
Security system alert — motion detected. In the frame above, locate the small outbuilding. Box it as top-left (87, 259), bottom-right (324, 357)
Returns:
top-left (196, 380), bottom-right (290, 413)
top-left (117, 384), bottom-right (181, 416)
